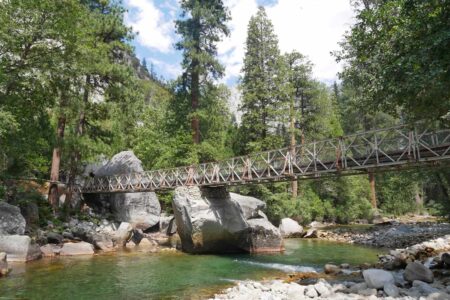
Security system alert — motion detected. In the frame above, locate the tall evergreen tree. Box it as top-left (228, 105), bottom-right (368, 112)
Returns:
top-left (239, 6), bottom-right (286, 153)
top-left (175, 0), bottom-right (230, 146)
top-left (281, 51), bottom-right (313, 198)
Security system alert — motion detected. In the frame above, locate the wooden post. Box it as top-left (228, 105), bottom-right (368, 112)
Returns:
top-left (368, 171), bottom-right (377, 209)
top-left (289, 88), bottom-right (298, 199)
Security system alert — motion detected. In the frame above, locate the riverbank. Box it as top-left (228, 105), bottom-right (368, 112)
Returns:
top-left (210, 217), bottom-right (450, 300)
top-left (318, 218), bottom-right (450, 249)
top-left (211, 234), bottom-right (450, 299)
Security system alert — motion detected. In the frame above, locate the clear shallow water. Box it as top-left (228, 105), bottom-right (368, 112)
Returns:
top-left (0, 239), bottom-right (381, 300)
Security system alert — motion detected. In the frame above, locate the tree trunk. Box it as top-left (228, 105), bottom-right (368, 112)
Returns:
top-left (289, 97), bottom-right (297, 199)
top-left (415, 184), bottom-right (423, 213)
top-left (66, 76), bottom-right (90, 213)
top-left (368, 171), bottom-right (377, 209)
top-left (191, 14), bottom-right (201, 146)
top-left (191, 68), bottom-right (200, 144)
top-left (49, 115), bottom-right (66, 212)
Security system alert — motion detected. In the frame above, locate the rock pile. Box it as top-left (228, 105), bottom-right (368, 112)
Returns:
top-left (378, 234), bottom-right (450, 270)
top-left (211, 273), bottom-right (450, 300)
top-left (319, 222), bottom-right (450, 248)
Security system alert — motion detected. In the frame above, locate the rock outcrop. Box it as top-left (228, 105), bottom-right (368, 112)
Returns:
top-left (0, 202), bottom-right (26, 235)
top-left (172, 186), bottom-right (282, 254)
top-left (0, 235), bottom-right (42, 261)
top-left (85, 151), bottom-right (161, 230)
top-left (279, 218), bottom-right (303, 237)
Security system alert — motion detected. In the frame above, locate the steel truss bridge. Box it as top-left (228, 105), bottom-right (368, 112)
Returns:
top-left (82, 124), bottom-right (450, 193)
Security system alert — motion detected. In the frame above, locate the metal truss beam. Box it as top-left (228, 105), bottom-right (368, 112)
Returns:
top-left (82, 124), bottom-right (450, 193)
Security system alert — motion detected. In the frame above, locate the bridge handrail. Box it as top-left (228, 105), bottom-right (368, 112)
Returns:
top-left (82, 123), bottom-right (450, 192)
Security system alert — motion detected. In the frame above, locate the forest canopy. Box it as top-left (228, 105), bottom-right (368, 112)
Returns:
top-left (0, 0), bottom-right (449, 223)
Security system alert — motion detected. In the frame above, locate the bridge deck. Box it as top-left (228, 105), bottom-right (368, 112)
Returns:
top-left (82, 124), bottom-right (450, 193)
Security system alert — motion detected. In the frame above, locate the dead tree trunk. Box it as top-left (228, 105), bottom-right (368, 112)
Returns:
top-left (49, 114), bottom-right (66, 212)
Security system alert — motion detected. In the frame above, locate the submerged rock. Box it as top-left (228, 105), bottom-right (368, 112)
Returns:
top-left (0, 252), bottom-right (10, 277)
top-left (279, 218), bottom-right (303, 238)
top-left (0, 202), bottom-right (26, 235)
top-left (303, 228), bottom-right (318, 239)
top-left (60, 242), bottom-right (94, 256)
top-left (40, 244), bottom-right (61, 257)
top-left (172, 186), bottom-right (282, 254)
top-left (324, 264), bottom-right (341, 275)
top-left (0, 235), bottom-right (41, 262)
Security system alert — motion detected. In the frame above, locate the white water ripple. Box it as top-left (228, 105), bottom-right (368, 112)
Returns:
top-left (236, 260), bottom-right (317, 273)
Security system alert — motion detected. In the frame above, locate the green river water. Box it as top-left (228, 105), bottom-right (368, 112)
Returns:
top-left (0, 239), bottom-right (381, 300)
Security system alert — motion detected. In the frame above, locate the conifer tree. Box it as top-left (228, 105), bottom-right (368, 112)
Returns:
top-left (175, 0), bottom-right (230, 145)
top-left (239, 6), bottom-right (286, 153)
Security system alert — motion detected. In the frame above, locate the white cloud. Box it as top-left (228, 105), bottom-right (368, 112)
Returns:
top-left (219, 0), bottom-right (259, 81)
top-left (219, 0), bottom-right (354, 83)
top-left (149, 58), bottom-right (182, 78)
top-left (125, 0), bottom-right (175, 53)
top-left (268, 0), bottom-right (354, 82)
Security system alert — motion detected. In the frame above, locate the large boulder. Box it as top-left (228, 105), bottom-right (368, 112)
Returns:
top-left (0, 235), bottom-right (42, 262)
top-left (110, 192), bottom-right (160, 230)
top-left (362, 269), bottom-right (395, 289)
top-left (404, 262), bottom-right (434, 283)
top-left (229, 193), bottom-right (266, 219)
top-left (172, 186), bottom-right (282, 254)
top-left (94, 151), bottom-right (144, 176)
top-left (279, 218), bottom-right (303, 237)
top-left (85, 151), bottom-right (161, 230)
top-left (245, 218), bottom-right (283, 253)
top-left (60, 242), bottom-right (94, 256)
top-left (0, 202), bottom-right (26, 235)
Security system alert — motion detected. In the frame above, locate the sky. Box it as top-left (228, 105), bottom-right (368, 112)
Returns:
top-left (124, 0), bottom-right (356, 86)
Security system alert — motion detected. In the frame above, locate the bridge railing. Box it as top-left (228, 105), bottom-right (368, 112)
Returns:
top-left (82, 124), bottom-right (450, 193)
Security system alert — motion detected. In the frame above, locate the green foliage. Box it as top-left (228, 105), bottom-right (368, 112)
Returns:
top-left (377, 172), bottom-right (418, 216)
top-left (175, 0), bottom-right (230, 80)
top-left (336, 0), bottom-right (450, 120)
top-left (239, 7), bottom-right (286, 153)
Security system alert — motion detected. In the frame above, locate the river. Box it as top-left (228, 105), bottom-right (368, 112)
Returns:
top-left (0, 239), bottom-right (381, 299)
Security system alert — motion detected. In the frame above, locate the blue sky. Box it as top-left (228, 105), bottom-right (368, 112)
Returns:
top-left (124, 0), bottom-right (355, 86)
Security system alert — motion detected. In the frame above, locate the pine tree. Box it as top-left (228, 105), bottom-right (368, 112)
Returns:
top-left (239, 6), bottom-right (286, 153)
top-left (175, 0), bottom-right (230, 145)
